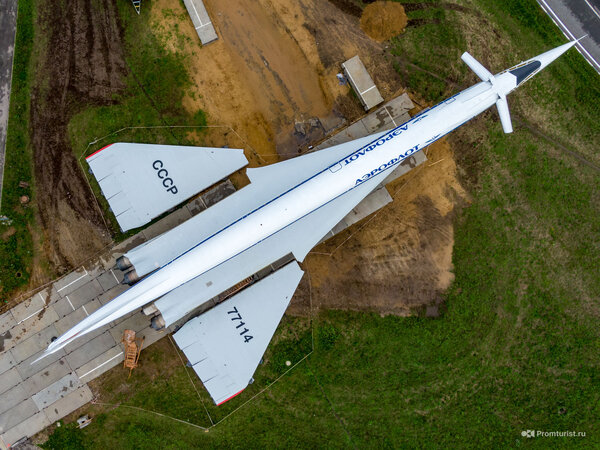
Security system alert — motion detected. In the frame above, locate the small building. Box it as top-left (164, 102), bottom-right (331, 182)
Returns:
top-left (342, 55), bottom-right (384, 111)
top-left (182, 0), bottom-right (218, 45)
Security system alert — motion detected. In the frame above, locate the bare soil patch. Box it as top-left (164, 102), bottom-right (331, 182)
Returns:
top-left (360, 2), bottom-right (408, 42)
top-left (28, 0), bottom-right (122, 283)
top-left (290, 138), bottom-right (468, 316)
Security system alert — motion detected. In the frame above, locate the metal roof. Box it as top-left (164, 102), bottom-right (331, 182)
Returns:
top-left (342, 55), bottom-right (384, 111)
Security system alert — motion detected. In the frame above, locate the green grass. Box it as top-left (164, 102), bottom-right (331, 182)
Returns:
top-left (0, 0), bottom-right (36, 297)
top-left (43, 0), bottom-right (599, 447)
top-left (67, 1), bottom-right (207, 239)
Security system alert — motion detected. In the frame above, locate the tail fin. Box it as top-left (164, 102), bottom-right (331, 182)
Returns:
top-left (461, 52), bottom-right (513, 134)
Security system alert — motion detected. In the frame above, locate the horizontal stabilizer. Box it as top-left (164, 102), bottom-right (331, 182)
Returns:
top-left (461, 52), bottom-right (493, 82)
top-left (495, 94), bottom-right (513, 134)
top-left (172, 262), bottom-right (304, 405)
top-left (86, 143), bottom-right (248, 231)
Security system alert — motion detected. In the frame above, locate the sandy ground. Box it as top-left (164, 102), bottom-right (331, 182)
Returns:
top-left (360, 2), bottom-right (408, 42)
top-left (150, 0), bottom-right (466, 315)
top-left (293, 139), bottom-right (468, 317)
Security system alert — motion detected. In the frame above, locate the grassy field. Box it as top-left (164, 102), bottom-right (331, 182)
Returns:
top-left (42, 0), bottom-right (599, 448)
top-left (0, 0), bottom-right (36, 297)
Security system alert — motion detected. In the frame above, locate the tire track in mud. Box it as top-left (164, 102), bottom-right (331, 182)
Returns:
top-left (30, 0), bottom-right (126, 276)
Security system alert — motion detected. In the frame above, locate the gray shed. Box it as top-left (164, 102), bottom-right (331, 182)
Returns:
top-left (342, 55), bottom-right (384, 111)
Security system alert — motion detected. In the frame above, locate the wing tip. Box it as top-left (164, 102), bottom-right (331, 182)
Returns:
top-left (216, 388), bottom-right (245, 406)
top-left (86, 143), bottom-right (115, 161)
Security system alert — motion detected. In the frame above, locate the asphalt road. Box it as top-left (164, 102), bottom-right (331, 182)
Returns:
top-left (537, 0), bottom-right (600, 73)
top-left (0, 0), bottom-right (18, 212)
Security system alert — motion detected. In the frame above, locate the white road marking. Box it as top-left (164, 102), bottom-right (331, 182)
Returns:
top-left (537, 0), bottom-right (600, 71)
top-left (384, 107), bottom-right (397, 127)
top-left (38, 292), bottom-right (46, 305)
top-left (82, 305), bottom-right (89, 317)
top-left (79, 351), bottom-right (123, 379)
top-left (66, 295), bottom-right (75, 311)
top-left (57, 267), bottom-right (89, 292)
top-left (109, 269), bottom-right (119, 283)
top-left (17, 308), bottom-right (44, 325)
top-left (584, 0), bottom-right (600, 20)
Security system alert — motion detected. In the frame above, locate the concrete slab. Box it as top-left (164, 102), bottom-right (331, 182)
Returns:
top-left (0, 349), bottom-right (15, 375)
top-left (54, 268), bottom-right (92, 297)
top-left (95, 270), bottom-right (119, 291)
top-left (64, 332), bottom-right (117, 371)
top-left (360, 107), bottom-right (397, 134)
top-left (2, 307), bottom-right (59, 353)
top-left (343, 187), bottom-right (392, 227)
top-left (54, 300), bottom-right (101, 335)
top-left (66, 279), bottom-right (103, 309)
top-left (110, 233), bottom-right (147, 255)
top-left (109, 267), bottom-right (124, 284)
top-left (0, 367), bottom-right (22, 395)
top-left (0, 311), bottom-right (16, 336)
top-left (10, 324), bottom-right (59, 363)
top-left (43, 385), bottom-right (93, 423)
top-left (202, 180), bottom-right (236, 207)
top-left (31, 373), bottom-right (82, 410)
top-left (9, 295), bottom-right (46, 324)
top-left (186, 196), bottom-right (206, 216)
top-left (17, 351), bottom-right (66, 380)
top-left (0, 399), bottom-right (38, 433)
top-left (386, 93), bottom-right (414, 117)
top-left (316, 120), bottom-right (370, 149)
top-left (52, 296), bottom-right (78, 319)
top-left (0, 411), bottom-right (50, 447)
top-left (37, 286), bottom-right (61, 306)
top-left (75, 346), bottom-right (124, 381)
top-left (108, 312), bottom-right (151, 343)
top-left (137, 325), bottom-right (167, 347)
top-left (142, 206), bottom-right (192, 241)
top-left (22, 359), bottom-right (72, 397)
top-left (0, 383), bottom-right (28, 415)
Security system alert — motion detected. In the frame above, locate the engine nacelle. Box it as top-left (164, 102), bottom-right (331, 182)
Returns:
top-left (151, 315), bottom-right (166, 330)
top-left (123, 269), bottom-right (139, 285)
top-left (116, 255), bottom-right (132, 271)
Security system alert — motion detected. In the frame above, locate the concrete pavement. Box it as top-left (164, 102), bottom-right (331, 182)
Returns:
top-left (537, 0), bottom-right (600, 73)
top-left (0, 0), bottom-right (18, 211)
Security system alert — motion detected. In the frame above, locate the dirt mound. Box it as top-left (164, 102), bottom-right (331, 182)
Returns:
top-left (360, 1), bottom-right (408, 42)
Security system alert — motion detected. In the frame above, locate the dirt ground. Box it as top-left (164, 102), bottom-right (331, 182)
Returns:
top-left (149, 0), bottom-right (466, 315)
top-left (27, 0), bottom-right (122, 285)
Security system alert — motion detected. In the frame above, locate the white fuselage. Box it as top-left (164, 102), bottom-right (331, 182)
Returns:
top-left (45, 73), bottom-right (518, 354)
